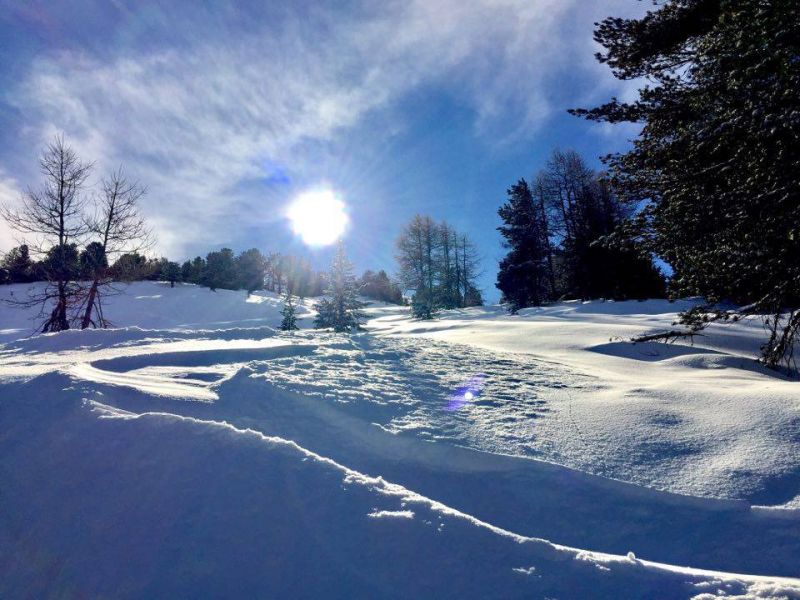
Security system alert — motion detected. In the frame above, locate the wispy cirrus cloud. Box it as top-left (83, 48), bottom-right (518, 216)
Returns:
top-left (4, 0), bottom-right (641, 259)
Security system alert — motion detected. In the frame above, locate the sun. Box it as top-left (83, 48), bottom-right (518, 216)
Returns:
top-left (287, 189), bottom-right (348, 246)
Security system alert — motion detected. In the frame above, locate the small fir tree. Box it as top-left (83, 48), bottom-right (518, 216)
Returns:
top-left (313, 241), bottom-right (365, 332)
top-left (280, 289), bottom-right (299, 331)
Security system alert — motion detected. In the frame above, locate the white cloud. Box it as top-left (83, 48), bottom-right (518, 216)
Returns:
top-left (9, 0), bottom-right (641, 258)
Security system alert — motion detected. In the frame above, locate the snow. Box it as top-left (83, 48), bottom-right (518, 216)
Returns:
top-left (1, 281), bottom-right (799, 598)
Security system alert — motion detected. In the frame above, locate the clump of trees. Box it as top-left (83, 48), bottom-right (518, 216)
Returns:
top-left (1, 136), bottom-right (151, 331)
top-left (496, 149), bottom-right (666, 312)
top-left (395, 215), bottom-right (483, 319)
top-left (314, 242), bottom-right (365, 332)
top-left (359, 270), bottom-right (403, 305)
top-left (571, 0), bottom-right (800, 371)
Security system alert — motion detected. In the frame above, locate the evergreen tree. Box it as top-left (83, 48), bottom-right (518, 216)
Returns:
top-left (280, 289), bottom-right (299, 331)
top-left (360, 269), bottom-right (403, 304)
top-left (463, 283), bottom-right (484, 307)
top-left (572, 0), bottom-right (800, 369)
top-left (236, 248), bottom-right (267, 295)
top-left (181, 260), bottom-right (193, 283)
top-left (79, 242), bottom-right (108, 280)
top-left (186, 256), bottom-right (206, 284)
top-left (496, 179), bottom-right (552, 312)
top-left (203, 248), bottom-right (237, 291)
top-left (42, 243), bottom-right (80, 286)
top-left (2, 245), bottom-right (34, 283)
top-left (110, 252), bottom-right (150, 281)
top-left (161, 261), bottom-right (182, 288)
top-left (313, 242), bottom-right (365, 332)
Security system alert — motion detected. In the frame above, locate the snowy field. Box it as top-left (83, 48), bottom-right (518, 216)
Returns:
top-left (1, 282), bottom-right (799, 599)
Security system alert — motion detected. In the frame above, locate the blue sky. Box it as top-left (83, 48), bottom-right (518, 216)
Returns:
top-left (0, 0), bottom-right (644, 300)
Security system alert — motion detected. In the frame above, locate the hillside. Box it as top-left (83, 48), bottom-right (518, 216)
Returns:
top-left (1, 282), bottom-right (799, 599)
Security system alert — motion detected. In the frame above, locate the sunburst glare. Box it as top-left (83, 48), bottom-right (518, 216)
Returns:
top-left (287, 189), bottom-right (348, 246)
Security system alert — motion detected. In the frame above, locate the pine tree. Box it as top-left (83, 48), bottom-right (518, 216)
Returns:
top-left (203, 248), bottom-right (237, 291)
top-left (496, 179), bottom-right (552, 312)
top-left (161, 261), bottom-right (182, 288)
top-left (572, 0), bottom-right (800, 369)
top-left (280, 289), bottom-right (299, 331)
top-left (313, 242), bottom-right (365, 332)
top-left (2, 245), bottom-right (34, 283)
top-left (236, 248), bottom-right (267, 296)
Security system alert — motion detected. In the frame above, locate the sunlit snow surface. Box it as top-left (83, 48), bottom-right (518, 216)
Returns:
top-left (2, 282), bottom-right (800, 598)
top-left (252, 333), bottom-right (582, 447)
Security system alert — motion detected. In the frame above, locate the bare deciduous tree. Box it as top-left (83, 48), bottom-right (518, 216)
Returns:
top-left (79, 168), bottom-right (152, 328)
top-left (1, 135), bottom-right (92, 332)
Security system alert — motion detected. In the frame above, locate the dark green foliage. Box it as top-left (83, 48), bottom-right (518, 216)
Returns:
top-left (273, 254), bottom-right (325, 297)
top-left (181, 257), bottom-right (206, 284)
top-left (280, 289), bottom-right (299, 331)
top-left (42, 244), bottom-right (80, 282)
top-left (236, 248), bottom-right (267, 294)
top-left (410, 288), bottom-right (436, 320)
top-left (314, 242), bottom-right (365, 332)
top-left (463, 283), bottom-right (484, 307)
top-left (203, 248), bottom-right (237, 291)
top-left (496, 179), bottom-right (552, 312)
top-left (110, 252), bottom-right (151, 281)
top-left (360, 270), bottom-right (403, 304)
top-left (1, 245), bottom-right (34, 283)
top-left (80, 242), bottom-right (108, 280)
top-left (572, 0), bottom-right (800, 370)
top-left (556, 176), bottom-right (665, 301)
top-left (161, 261), bottom-right (182, 287)
top-left (496, 151), bottom-right (665, 312)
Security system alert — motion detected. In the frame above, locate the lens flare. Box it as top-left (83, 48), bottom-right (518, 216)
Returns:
top-left (287, 189), bottom-right (348, 246)
top-left (446, 373), bottom-right (487, 411)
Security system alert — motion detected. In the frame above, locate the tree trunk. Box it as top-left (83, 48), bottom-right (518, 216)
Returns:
top-left (81, 280), bottom-right (100, 329)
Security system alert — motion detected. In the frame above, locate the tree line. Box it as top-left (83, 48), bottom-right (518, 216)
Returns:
top-left (496, 148), bottom-right (666, 312)
top-left (0, 137), bottom-right (406, 333)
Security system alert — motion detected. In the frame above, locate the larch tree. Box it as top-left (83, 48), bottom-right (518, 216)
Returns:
top-left (1, 135), bottom-right (92, 332)
top-left (396, 215), bottom-right (438, 318)
top-left (80, 168), bottom-right (151, 328)
top-left (396, 215), bottom-right (483, 318)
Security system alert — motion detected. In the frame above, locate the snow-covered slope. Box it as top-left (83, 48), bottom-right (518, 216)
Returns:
top-left (1, 282), bottom-right (799, 599)
top-left (0, 282), bottom-right (316, 341)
